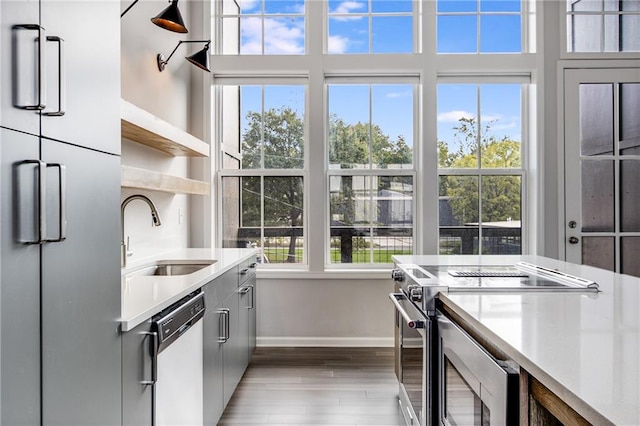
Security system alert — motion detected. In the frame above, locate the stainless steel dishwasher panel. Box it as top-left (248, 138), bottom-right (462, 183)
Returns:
top-left (152, 290), bottom-right (206, 426)
top-left (156, 320), bottom-right (203, 426)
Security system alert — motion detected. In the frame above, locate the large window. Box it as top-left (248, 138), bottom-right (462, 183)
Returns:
top-left (437, 83), bottom-right (524, 254)
top-left (567, 0), bottom-right (640, 52)
top-left (213, 0), bottom-right (535, 270)
top-left (328, 83), bottom-right (415, 264)
top-left (219, 84), bottom-right (306, 264)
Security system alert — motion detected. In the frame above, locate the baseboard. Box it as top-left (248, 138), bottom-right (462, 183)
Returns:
top-left (256, 336), bottom-right (394, 347)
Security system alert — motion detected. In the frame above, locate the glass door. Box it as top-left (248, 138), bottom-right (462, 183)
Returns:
top-left (564, 68), bottom-right (640, 276)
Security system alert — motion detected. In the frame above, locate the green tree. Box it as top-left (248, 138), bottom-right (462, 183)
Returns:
top-left (241, 107), bottom-right (304, 262)
top-left (440, 117), bottom-right (521, 226)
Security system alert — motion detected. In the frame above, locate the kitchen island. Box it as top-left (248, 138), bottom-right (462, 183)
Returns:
top-left (394, 254), bottom-right (638, 425)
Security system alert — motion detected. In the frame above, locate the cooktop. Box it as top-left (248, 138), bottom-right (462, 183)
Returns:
top-left (420, 262), bottom-right (600, 292)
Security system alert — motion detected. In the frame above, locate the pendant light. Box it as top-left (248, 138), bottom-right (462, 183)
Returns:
top-left (157, 40), bottom-right (211, 72)
top-left (121, 0), bottom-right (188, 34)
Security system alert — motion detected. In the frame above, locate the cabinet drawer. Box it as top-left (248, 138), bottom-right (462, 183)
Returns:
top-left (205, 267), bottom-right (238, 308)
top-left (238, 257), bottom-right (258, 285)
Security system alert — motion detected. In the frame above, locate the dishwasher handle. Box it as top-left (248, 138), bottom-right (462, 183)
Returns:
top-left (141, 331), bottom-right (158, 386)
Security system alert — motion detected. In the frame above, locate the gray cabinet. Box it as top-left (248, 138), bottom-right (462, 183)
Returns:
top-left (239, 258), bottom-right (258, 360)
top-left (0, 0), bottom-right (40, 135)
top-left (0, 1), bottom-right (121, 425)
top-left (203, 259), bottom-right (258, 425)
top-left (40, 140), bottom-right (121, 425)
top-left (1, 0), bottom-right (120, 154)
top-left (122, 319), bottom-right (154, 426)
top-left (0, 128), bottom-right (41, 426)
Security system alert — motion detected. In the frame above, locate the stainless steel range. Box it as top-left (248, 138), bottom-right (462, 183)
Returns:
top-left (389, 260), bottom-right (599, 426)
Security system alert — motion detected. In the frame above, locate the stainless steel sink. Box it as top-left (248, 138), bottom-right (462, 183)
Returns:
top-left (124, 260), bottom-right (216, 278)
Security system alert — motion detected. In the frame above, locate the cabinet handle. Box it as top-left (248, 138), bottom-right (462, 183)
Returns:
top-left (19, 160), bottom-right (47, 244)
top-left (141, 331), bottom-right (158, 386)
top-left (218, 309), bottom-right (230, 343)
top-left (45, 163), bottom-right (66, 242)
top-left (240, 268), bottom-right (249, 275)
top-left (249, 285), bottom-right (255, 310)
top-left (11, 24), bottom-right (47, 111)
top-left (43, 36), bottom-right (65, 117)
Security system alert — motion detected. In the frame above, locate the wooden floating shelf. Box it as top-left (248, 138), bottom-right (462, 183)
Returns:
top-left (121, 99), bottom-right (210, 157)
top-left (121, 165), bottom-right (210, 196)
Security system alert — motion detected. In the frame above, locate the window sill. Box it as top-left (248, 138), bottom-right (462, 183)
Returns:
top-left (256, 268), bottom-right (392, 280)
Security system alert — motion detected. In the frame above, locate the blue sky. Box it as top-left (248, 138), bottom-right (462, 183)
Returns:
top-left (234, 1), bottom-right (523, 153)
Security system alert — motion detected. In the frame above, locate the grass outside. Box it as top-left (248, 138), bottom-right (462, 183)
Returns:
top-left (261, 248), bottom-right (412, 264)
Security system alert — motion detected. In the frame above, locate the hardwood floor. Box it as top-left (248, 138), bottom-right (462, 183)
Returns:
top-left (218, 347), bottom-right (405, 425)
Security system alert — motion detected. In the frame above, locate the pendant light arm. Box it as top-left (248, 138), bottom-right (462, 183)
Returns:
top-left (121, 0), bottom-right (141, 18)
top-left (162, 40), bottom-right (185, 65)
top-left (157, 40), bottom-right (211, 72)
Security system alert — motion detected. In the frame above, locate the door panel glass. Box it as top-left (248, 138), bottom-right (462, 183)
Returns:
top-left (622, 237), bottom-right (640, 278)
top-left (580, 84), bottom-right (613, 156)
top-left (621, 15), bottom-right (640, 52)
top-left (620, 83), bottom-right (640, 155)
top-left (581, 160), bottom-right (614, 232)
top-left (569, 14), bottom-right (602, 52)
top-left (620, 161), bottom-right (640, 232)
top-left (582, 237), bottom-right (615, 271)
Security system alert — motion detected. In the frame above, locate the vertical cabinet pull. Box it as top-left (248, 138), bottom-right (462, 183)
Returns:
top-left (218, 309), bottom-right (230, 343)
top-left (11, 24), bottom-right (47, 111)
top-left (19, 160), bottom-right (47, 244)
top-left (45, 163), bottom-right (66, 242)
top-left (249, 285), bottom-right (255, 310)
top-left (43, 36), bottom-right (66, 117)
top-left (239, 286), bottom-right (253, 309)
top-left (17, 161), bottom-right (67, 244)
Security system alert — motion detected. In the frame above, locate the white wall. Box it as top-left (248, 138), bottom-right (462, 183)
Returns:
top-left (120, 0), bottom-right (209, 263)
top-left (256, 277), bottom-right (396, 347)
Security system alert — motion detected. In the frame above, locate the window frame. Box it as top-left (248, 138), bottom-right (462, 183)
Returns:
top-left (211, 0), bottom-right (539, 273)
top-left (215, 79), bottom-right (310, 269)
top-left (324, 77), bottom-right (419, 269)
top-left (436, 78), bottom-right (530, 255)
top-left (560, 0), bottom-right (640, 59)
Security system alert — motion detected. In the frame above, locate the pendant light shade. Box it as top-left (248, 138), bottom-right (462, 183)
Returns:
top-left (185, 44), bottom-right (211, 72)
top-left (150, 0), bottom-right (188, 33)
top-left (157, 40), bottom-right (211, 73)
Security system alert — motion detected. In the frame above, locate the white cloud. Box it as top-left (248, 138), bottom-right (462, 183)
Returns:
top-left (437, 110), bottom-right (476, 122)
top-left (238, 0), bottom-right (260, 12)
top-left (328, 35), bottom-right (350, 54)
top-left (241, 16), bottom-right (305, 54)
top-left (330, 0), bottom-right (366, 14)
top-left (329, 0), bottom-right (366, 21)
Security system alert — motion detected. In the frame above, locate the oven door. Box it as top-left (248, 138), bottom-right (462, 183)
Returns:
top-left (437, 312), bottom-right (519, 426)
top-left (389, 293), bottom-right (432, 426)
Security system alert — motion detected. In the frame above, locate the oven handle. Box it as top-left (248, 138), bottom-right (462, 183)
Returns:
top-left (389, 293), bottom-right (425, 329)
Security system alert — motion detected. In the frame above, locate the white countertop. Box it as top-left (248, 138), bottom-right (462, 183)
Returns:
top-left (120, 248), bottom-right (257, 332)
top-left (394, 254), bottom-right (638, 425)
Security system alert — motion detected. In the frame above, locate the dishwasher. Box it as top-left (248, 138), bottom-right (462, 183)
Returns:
top-left (151, 290), bottom-right (206, 426)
